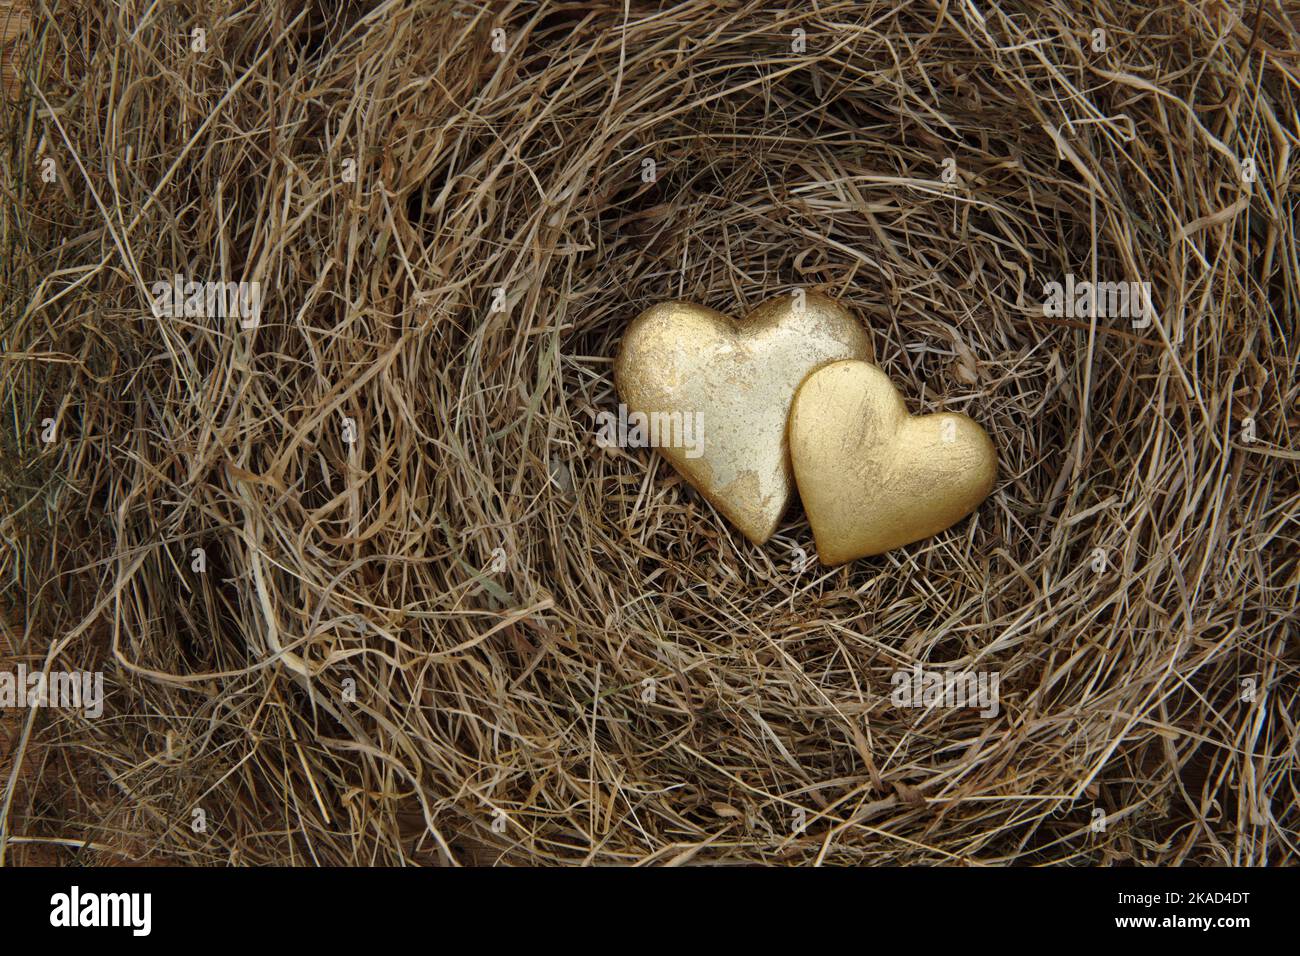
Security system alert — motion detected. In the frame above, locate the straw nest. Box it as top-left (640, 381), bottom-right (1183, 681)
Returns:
top-left (1, 0), bottom-right (1297, 866)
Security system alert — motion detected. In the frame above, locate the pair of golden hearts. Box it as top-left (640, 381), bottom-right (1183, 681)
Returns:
top-left (613, 293), bottom-right (996, 565)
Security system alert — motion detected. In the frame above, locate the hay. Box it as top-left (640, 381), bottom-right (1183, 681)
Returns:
top-left (1, 0), bottom-right (1297, 866)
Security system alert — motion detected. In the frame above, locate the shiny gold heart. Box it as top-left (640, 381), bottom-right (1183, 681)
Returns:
top-left (789, 360), bottom-right (996, 564)
top-left (614, 294), bottom-right (872, 545)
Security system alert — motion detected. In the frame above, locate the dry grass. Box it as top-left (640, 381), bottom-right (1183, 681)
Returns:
top-left (1, 0), bottom-right (1297, 866)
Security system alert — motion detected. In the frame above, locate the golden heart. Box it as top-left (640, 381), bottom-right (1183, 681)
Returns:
top-left (788, 360), bottom-right (996, 564)
top-left (614, 294), bottom-right (872, 545)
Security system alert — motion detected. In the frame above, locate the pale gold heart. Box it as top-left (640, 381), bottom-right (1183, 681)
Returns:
top-left (614, 294), bottom-right (872, 545)
top-left (789, 360), bottom-right (996, 564)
